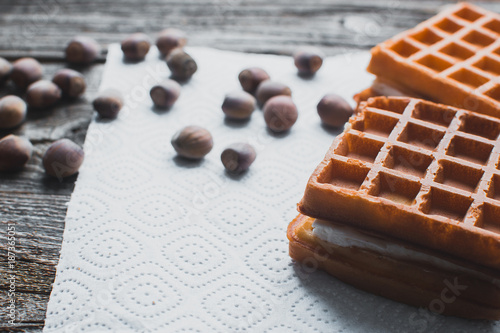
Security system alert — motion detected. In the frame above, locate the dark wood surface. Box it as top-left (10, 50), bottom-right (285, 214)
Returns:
top-left (1, 1), bottom-right (499, 332)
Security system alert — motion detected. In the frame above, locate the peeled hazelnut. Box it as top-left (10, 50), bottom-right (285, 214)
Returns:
top-left (121, 33), bottom-right (151, 61)
top-left (0, 135), bottom-right (33, 172)
top-left (92, 89), bottom-right (124, 119)
top-left (166, 48), bottom-right (197, 81)
top-left (255, 80), bottom-right (291, 107)
top-left (11, 58), bottom-right (43, 90)
top-left (52, 69), bottom-right (86, 98)
top-left (0, 96), bottom-right (27, 129)
top-left (171, 126), bottom-right (213, 159)
top-left (26, 80), bottom-right (62, 109)
top-left (43, 139), bottom-right (84, 179)
top-left (293, 47), bottom-right (324, 76)
top-left (263, 95), bottom-right (298, 133)
top-left (0, 57), bottom-right (13, 84)
top-left (150, 80), bottom-right (181, 108)
top-left (317, 94), bottom-right (353, 128)
top-left (238, 67), bottom-right (270, 95)
top-left (65, 36), bottom-right (101, 65)
top-left (221, 143), bottom-right (256, 174)
top-left (156, 28), bottom-right (187, 56)
top-left (222, 91), bottom-right (256, 120)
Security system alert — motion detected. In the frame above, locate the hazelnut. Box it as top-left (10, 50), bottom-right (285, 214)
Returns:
top-left (52, 69), bottom-right (86, 98)
top-left (0, 57), bottom-right (13, 84)
top-left (293, 47), bottom-right (324, 76)
top-left (26, 80), bottom-right (62, 109)
top-left (11, 58), bottom-right (43, 90)
top-left (156, 28), bottom-right (187, 56)
top-left (43, 139), bottom-right (84, 179)
top-left (0, 96), bottom-right (27, 129)
top-left (263, 95), bottom-right (298, 133)
top-left (238, 67), bottom-right (270, 95)
top-left (92, 89), bottom-right (124, 119)
top-left (0, 135), bottom-right (33, 172)
top-left (222, 91), bottom-right (256, 120)
top-left (150, 80), bottom-right (181, 108)
top-left (171, 126), bottom-right (213, 159)
top-left (317, 94), bottom-right (353, 128)
top-left (121, 33), bottom-right (151, 61)
top-left (65, 36), bottom-right (101, 65)
top-left (221, 143), bottom-right (256, 174)
top-left (255, 80), bottom-right (291, 107)
top-left (166, 48), bottom-right (197, 81)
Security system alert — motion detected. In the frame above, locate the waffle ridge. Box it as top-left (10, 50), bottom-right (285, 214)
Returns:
top-left (367, 2), bottom-right (500, 118)
top-left (299, 96), bottom-right (500, 270)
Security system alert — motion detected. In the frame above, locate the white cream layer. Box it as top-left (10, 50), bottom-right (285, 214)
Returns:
top-left (312, 219), bottom-right (500, 286)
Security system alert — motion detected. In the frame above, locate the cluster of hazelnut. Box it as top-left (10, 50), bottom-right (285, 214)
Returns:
top-left (0, 36), bottom-right (102, 177)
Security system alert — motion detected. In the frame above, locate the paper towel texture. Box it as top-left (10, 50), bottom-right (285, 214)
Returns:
top-left (43, 45), bottom-right (499, 332)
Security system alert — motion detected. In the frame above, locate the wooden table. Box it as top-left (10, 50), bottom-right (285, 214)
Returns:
top-left (1, 1), bottom-right (499, 331)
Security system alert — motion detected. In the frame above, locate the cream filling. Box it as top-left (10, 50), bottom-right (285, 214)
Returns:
top-left (312, 219), bottom-right (500, 286)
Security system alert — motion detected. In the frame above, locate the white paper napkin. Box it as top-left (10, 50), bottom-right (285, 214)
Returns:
top-left (43, 44), bottom-right (500, 333)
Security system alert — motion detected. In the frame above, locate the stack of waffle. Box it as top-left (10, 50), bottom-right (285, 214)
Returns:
top-left (288, 3), bottom-right (500, 320)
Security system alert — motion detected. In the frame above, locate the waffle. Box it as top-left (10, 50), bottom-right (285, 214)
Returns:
top-left (298, 96), bottom-right (500, 270)
top-left (367, 3), bottom-right (500, 118)
top-left (287, 214), bottom-right (500, 320)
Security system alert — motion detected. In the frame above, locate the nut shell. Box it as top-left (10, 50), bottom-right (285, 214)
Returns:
top-left (26, 80), bottom-right (62, 109)
top-left (121, 33), bottom-right (151, 61)
top-left (222, 91), bottom-right (256, 120)
top-left (43, 139), bottom-right (84, 179)
top-left (156, 28), bottom-right (187, 56)
top-left (263, 95), bottom-right (298, 133)
top-left (150, 80), bottom-right (181, 108)
top-left (0, 134), bottom-right (33, 172)
top-left (11, 58), bottom-right (43, 90)
top-left (92, 89), bottom-right (124, 119)
top-left (65, 36), bottom-right (101, 64)
top-left (255, 80), bottom-right (291, 107)
top-left (52, 69), bottom-right (86, 98)
top-left (166, 48), bottom-right (197, 81)
top-left (0, 57), bottom-right (13, 84)
top-left (317, 93), bottom-right (353, 128)
top-left (171, 126), bottom-right (213, 159)
top-left (221, 143), bottom-right (256, 174)
top-left (238, 67), bottom-right (270, 95)
top-left (0, 95), bottom-right (27, 129)
top-left (293, 47), bottom-right (324, 76)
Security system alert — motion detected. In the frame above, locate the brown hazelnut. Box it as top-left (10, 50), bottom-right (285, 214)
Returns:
top-left (293, 47), bottom-right (324, 76)
top-left (0, 57), bottom-right (13, 85)
top-left (0, 135), bottom-right (33, 172)
top-left (0, 96), bottom-right (27, 129)
top-left (255, 80), bottom-right (291, 107)
top-left (221, 143), bottom-right (256, 174)
top-left (65, 36), bottom-right (101, 65)
top-left (92, 89), bottom-right (124, 119)
top-left (156, 28), bottom-right (187, 56)
top-left (238, 67), bottom-right (270, 95)
top-left (222, 91), bottom-right (256, 120)
top-left (166, 48), bottom-right (197, 81)
top-left (121, 33), bottom-right (151, 62)
top-left (317, 94), bottom-right (353, 128)
top-left (150, 80), bottom-right (181, 108)
top-left (171, 126), bottom-right (213, 159)
top-left (263, 95), bottom-right (298, 133)
top-left (11, 58), bottom-right (43, 90)
top-left (43, 139), bottom-right (84, 179)
top-left (52, 69), bottom-right (86, 98)
top-left (26, 80), bottom-right (62, 109)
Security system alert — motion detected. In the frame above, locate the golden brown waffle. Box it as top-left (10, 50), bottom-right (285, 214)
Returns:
top-left (298, 96), bottom-right (500, 270)
top-left (367, 3), bottom-right (500, 118)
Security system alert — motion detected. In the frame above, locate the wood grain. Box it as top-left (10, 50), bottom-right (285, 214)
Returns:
top-left (0, 1), bottom-right (497, 331)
